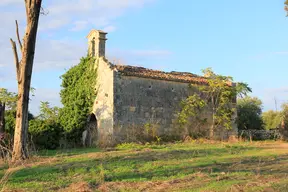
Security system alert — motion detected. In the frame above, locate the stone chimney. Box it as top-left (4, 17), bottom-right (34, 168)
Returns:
top-left (87, 29), bottom-right (107, 58)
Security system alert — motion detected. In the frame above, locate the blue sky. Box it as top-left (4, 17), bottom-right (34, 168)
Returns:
top-left (1, 0), bottom-right (288, 114)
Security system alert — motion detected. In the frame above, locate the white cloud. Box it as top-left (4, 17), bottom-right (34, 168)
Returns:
top-left (70, 20), bottom-right (89, 31)
top-left (0, 0), bottom-right (157, 71)
top-left (0, 0), bottom-right (158, 113)
top-left (130, 50), bottom-right (172, 57)
top-left (39, 18), bottom-right (69, 31)
top-left (252, 87), bottom-right (288, 112)
top-left (103, 25), bottom-right (116, 33)
top-left (29, 88), bottom-right (62, 115)
top-left (0, 0), bottom-right (158, 73)
top-left (0, 0), bottom-right (21, 6)
top-left (107, 49), bottom-right (172, 63)
top-left (273, 51), bottom-right (288, 55)
top-left (38, 0), bottom-right (155, 32)
top-left (33, 39), bottom-right (87, 71)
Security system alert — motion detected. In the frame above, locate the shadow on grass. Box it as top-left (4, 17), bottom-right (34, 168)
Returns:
top-left (6, 146), bottom-right (272, 184)
top-left (36, 147), bottom-right (102, 157)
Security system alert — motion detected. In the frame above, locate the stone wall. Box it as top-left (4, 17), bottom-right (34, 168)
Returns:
top-left (113, 75), bottom-right (237, 143)
top-left (91, 59), bottom-right (238, 145)
top-left (113, 75), bottom-right (190, 142)
top-left (92, 58), bottom-right (114, 146)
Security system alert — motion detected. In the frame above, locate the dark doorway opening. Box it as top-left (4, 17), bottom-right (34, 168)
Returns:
top-left (84, 113), bottom-right (98, 147)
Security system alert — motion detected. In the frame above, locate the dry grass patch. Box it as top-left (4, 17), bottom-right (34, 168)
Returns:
top-left (0, 141), bottom-right (287, 192)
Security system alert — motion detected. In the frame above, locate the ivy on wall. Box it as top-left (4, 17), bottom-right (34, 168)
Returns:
top-left (59, 56), bottom-right (97, 141)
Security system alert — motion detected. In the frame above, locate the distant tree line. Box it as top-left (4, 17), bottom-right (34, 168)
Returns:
top-left (237, 96), bottom-right (288, 131)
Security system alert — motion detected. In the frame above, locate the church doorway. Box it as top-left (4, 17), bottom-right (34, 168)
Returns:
top-left (83, 113), bottom-right (98, 147)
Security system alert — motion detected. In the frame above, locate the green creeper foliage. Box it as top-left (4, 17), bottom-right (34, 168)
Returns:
top-left (178, 94), bottom-right (206, 126)
top-left (237, 96), bottom-right (264, 130)
top-left (59, 56), bottom-right (97, 136)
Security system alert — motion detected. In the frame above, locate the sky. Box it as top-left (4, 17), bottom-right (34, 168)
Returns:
top-left (1, 0), bottom-right (288, 114)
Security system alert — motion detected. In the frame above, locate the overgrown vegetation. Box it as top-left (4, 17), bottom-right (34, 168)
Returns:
top-left (178, 68), bottom-right (251, 139)
top-left (59, 56), bottom-right (97, 145)
top-left (0, 56), bottom-right (97, 151)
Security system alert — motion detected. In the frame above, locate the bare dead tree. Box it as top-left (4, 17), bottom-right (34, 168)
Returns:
top-left (0, 102), bottom-right (5, 134)
top-left (10, 0), bottom-right (42, 162)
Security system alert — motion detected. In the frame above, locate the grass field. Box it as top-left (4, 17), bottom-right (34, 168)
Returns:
top-left (0, 140), bottom-right (288, 192)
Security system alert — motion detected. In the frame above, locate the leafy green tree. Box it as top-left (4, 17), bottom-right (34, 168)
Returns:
top-left (281, 103), bottom-right (288, 129)
top-left (237, 96), bottom-right (264, 130)
top-left (0, 89), bottom-right (18, 133)
top-left (38, 101), bottom-right (60, 122)
top-left (280, 103), bottom-right (288, 139)
top-left (59, 56), bottom-right (96, 144)
top-left (200, 68), bottom-right (251, 138)
top-left (29, 101), bottom-right (62, 150)
top-left (262, 110), bottom-right (282, 130)
top-left (1, 88), bottom-right (35, 135)
top-left (179, 68), bottom-right (251, 139)
top-left (5, 110), bottom-right (34, 135)
top-left (0, 88), bottom-right (35, 134)
top-left (0, 89), bottom-right (17, 110)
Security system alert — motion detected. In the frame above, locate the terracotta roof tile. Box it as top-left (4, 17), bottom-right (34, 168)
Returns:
top-left (110, 64), bottom-right (209, 85)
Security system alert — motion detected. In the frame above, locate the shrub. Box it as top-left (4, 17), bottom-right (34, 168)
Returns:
top-left (29, 119), bottom-right (62, 150)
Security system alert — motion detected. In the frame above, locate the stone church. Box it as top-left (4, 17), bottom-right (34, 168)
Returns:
top-left (86, 29), bottom-right (237, 146)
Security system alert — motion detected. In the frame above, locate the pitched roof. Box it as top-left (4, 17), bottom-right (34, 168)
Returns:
top-left (110, 64), bottom-right (209, 85)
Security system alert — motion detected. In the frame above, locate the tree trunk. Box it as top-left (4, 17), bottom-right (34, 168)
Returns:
top-left (0, 102), bottom-right (5, 133)
top-left (209, 98), bottom-right (215, 140)
top-left (11, 0), bottom-right (42, 162)
top-left (209, 115), bottom-right (214, 139)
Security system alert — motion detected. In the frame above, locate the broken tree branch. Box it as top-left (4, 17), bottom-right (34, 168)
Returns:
top-left (15, 20), bottom-right (22, 51)
top-left (10, 39), bottom-right (20, 82)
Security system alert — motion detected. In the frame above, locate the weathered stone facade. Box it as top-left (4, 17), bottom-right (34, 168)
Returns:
top-left (88, 29), bottom-right (238, 146)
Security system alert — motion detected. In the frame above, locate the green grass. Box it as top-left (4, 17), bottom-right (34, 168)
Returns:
top-left (0, 141), bottom-right (288, 191)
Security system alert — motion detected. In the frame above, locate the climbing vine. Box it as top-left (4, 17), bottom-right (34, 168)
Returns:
top-left (59, 56), bottom-right (97, 138)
